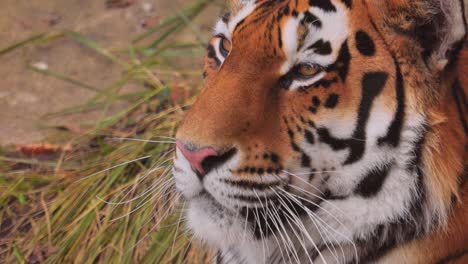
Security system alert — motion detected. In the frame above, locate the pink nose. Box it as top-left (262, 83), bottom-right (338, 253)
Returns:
top-left (176, 140), bottom-right (220, 176)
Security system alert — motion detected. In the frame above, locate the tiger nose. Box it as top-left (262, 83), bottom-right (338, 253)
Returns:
top-left (176, 140), bottom-right (236, 179)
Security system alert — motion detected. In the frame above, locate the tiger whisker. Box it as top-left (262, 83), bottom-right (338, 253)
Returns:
top-left (284, 171), bottom-right (354, 221)
top-left (124, 193), bottom-right (181, 253)
top-left (119, 157), bottom-right (172, 190)
top-left (110, 179), bottom-right (176, 222)
top-left (274, 189), bottom-right (323, 264)
top-left (252, 205), bottom-right (268, 263)
top-left (253, 190), bottom-right (271, 263)
top-left (110, 137), bottom-right (176, 144)
top-left (282, 188), bottom-right (358, 262)
top-left (256, 190), bottom-right (287, 264)
top-left (304, 205), bottom-right (344, 263)
top-left (97, 165), bottom-right (171, 205)
top-left (278, 189), bottom-right (340, 264)
top-left (268, 204), bottom-right (295, 264)
top-left (287, 184), bottom-right (353, 235)
top-left (242, 203), bottom-right (250, 245)
top-left (75, 155), bottom-right (152, 183)
top-left (269, 201), bottom-right (301, 264)
top-left (171, 201), bottom-right (186, 256)
top-left (181, 230), bottom-right (195, 261)
top-left (283, 169), bottom-right (342, 176)
top-left (316, 219), bottom-right (347, 263)
top-left (106, 164), bottom-right (173, 218)
top-left (272, 170), bottom-right (355, 261)
top-left (265, 203), bottom-right (292, 264)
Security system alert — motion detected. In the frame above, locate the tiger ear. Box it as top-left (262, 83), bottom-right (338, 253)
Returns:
top-left (379, 0), bottom-right (467, 71)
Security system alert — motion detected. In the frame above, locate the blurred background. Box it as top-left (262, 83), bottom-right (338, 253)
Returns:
top-left (0, 0), bottom-right (224, 263)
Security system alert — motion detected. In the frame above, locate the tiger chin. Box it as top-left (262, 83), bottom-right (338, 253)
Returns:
top-left (172, 0), bottom-right (467, 263)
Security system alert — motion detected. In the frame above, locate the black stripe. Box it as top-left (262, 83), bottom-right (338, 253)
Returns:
top-left (206, 44), bottom-right (221, 66)
top-left (310, 0), bottom-right (336, 12)
top-left (355, 30), bottom-right (376, 56)
top-left (324, 93), bottom-right (339, 108)
top-left (221, 179), bottom-right (282, 191)
top-left (221, 11), bottom-right (231, 23)
top-left (311, 77), bottom-right (339, 89)
top-left (304, 129), bottom-right (315, 144)
top-left (303, 11), bottom-right (322, 28)
top-left (233, 18), bottom-right (246, 33)
top-left (437, 249), bottom-right (468, 264)
top-left (452, 79), bottom-right (467, 133)
top-left (355, 164), bottom-right (392, 197)
top-left (277, 26), bottom-right (283, 48)
top-left (229, 194), bottom-right (277, 203)
top-left (318, 72), bottom-right (388, 165)
top-left (341, 0), bottom-right (352, 8)
top-left (216, 251), bottom-right (224, 264)
top-left (308, 39), bottom-right (332, 55)
top-left (349, 71), bottom-right (388, 164)
top-left (240, 189), bottom-right (326, 239)
top-left (378, 56), bottom-right (405, 147)
top-left (328, 41), bottom-right (351, 82)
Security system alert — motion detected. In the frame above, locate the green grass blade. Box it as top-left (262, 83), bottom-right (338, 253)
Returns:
top-left (64, 31), bottom-right (128, 68)
top-left (28, 65), bottom-right (100, 92)
top-left (0, 33), bottom-right (45, 57)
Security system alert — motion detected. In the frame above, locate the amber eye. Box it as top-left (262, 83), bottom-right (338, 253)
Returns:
top-left (296, 64), bottom-right (321, 77)
top-left (219, 36), bottom-right (232, 57)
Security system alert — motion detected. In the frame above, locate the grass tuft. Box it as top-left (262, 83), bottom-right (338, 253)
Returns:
top-left (0, 0), bottom-right (222, 263)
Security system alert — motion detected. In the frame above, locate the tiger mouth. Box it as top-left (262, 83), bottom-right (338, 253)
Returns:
top-left (192, 183), bottom-right (325, 240)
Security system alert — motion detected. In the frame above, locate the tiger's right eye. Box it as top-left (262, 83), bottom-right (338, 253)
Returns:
top-left (219, 36), bottom-right (232, 57)
top-left (296, 64), bottom-right (321, 77)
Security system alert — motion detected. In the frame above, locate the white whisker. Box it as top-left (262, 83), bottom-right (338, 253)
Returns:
top-left (275, 189), bottom-right (321, 264)
top-left (269, 198), bottom-right (301, 264)
top-left (110, 179), bottom-right (176, 222)
top-left (125, 193), bottom-right (182, 253)
top-left (171, 201), bottom-right (186, 256)
top-left (75, 155), bottom-right (152, 183)
top-left (283, 187), bottom-right (358, 262)
top-left (97, 165), bottom-right (170, 205)
top-left (110, 137), bottom-right (176, 144)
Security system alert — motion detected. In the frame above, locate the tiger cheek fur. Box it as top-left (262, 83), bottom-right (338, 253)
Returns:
top-left (172, 0), bottom-right (467, 263)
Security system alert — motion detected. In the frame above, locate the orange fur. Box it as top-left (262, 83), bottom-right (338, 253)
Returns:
top-left (177, 0), bottom-right (467, 262)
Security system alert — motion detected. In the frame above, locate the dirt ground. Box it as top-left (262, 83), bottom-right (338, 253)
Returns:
top-left (0, 0), bottom-right (222, 145)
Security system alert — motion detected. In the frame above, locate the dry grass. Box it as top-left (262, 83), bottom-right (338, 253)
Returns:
top-left (0, 1), bottom-right (220, 263)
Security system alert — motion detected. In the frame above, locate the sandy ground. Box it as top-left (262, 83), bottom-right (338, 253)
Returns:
top-left (0, 0), bottom-right (221, 145)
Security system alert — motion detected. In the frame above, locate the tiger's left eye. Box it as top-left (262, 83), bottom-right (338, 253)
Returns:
top-left (297, 64), bottom-right (320, 77)
top-left (219, 37), bottom-right (232, 57)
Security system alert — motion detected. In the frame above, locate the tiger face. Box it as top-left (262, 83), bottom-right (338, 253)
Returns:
top-left (173, 0), bottom-right (466, 263)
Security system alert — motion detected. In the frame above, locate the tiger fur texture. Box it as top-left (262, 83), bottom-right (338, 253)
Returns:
top-left (172, 0), bottom-right (468, 263)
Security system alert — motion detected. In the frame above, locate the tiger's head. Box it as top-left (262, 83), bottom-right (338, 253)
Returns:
top-left (173, 0), bottom-right (466, 263)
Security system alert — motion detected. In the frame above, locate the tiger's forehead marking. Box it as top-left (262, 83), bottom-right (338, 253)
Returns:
top-left (280, 1), bottom-right (349, 74)
top-left (214, 0), bottom-right (350, 74)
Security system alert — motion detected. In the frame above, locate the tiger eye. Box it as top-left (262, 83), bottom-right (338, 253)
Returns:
top-left (297, 64), bottom-right (320, 76)
top-left (220, 37), bottom-right (232, 56)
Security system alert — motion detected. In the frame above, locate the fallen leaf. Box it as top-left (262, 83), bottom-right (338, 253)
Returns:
top-left (16, 143), bottom-right (72, 155)
top-left (105, 0), bottom-right (137, 9)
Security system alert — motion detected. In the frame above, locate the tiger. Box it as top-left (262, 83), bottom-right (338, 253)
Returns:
top-left (172, 0), bottom-right (467, 263)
